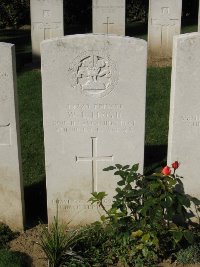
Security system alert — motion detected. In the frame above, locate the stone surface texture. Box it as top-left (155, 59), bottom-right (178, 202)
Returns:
top-left (0, 43), bottom-right (24, 230)
top-left (41, 34), bottom-right (147, 225)
top-left (30, 0), bottom-right (64, 60)
top-left (148, 0), bottom-right (182, 59)
top-left (168, 33), bottom-right (200, 199)
top-left (93, 0), bottom-right (125, 35)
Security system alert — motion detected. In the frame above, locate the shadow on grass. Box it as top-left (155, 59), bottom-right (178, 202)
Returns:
top-left (0, 249), bottom-right (32, 267)
top-left (144, 144), bottom-right (167, 174)
top-left (16, 52), bottom-right (32, 70)
top-left (0, 29), bottom-right (32, 70)
top-left (24, 180), bottom-right (47, 228)
top-left (126, 21), bottom-right (148, 37)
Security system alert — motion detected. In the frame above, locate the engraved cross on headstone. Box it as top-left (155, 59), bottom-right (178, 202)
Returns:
top-left (103, 17), bottom-right (114, 34)
top-left (152, 18), bottom-right (178, 55)
top-left (76, 137), bottom-right (113, 192)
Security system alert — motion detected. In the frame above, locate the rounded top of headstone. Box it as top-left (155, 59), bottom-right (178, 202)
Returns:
top-left (40, 34), bottom-right (147, 49)
top-left (0, 42), bottom-right (14, 48)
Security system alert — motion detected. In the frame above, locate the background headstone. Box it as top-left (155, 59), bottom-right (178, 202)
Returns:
top-left (0, 43), bottom-right (24, 230)
top-left (148, 0), bottom-right (182, 60)
top-left (93, 0), bottom-right (125, 35)
top-left (41, 34), bottom-right (147, 225)
top-left (168, 32), bottom-right (200, 198)
top-left (30, 0), bottom-right (64, 61)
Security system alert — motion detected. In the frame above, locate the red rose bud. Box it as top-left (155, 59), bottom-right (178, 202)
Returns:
top-left (161, 166), bottom-right (171, 176)
top-left (172, 161), bottom-right (179, 170)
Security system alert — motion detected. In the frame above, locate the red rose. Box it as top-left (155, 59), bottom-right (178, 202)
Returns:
top-left (161, 166), bottom-right (171, 176)
top-left (172, 161), bottom-right (179, 170)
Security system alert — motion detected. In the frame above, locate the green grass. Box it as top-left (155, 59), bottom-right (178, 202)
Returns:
top-left (17, 70), bottom-right (45, 187)
top-left (146, 67), bottom-right (171, 146)
top-left (0, 249), bottom-right (27, 267)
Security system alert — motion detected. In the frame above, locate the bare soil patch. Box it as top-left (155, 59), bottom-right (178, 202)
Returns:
top-left (9, 224), bottom-right (47, 267)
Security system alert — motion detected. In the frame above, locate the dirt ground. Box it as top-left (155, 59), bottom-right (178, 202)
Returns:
top-left (8, 224), bottom-right (200, 267)
top-left (9, 224), bottom-right (48, 267)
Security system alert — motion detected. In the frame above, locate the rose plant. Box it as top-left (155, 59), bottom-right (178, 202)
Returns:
top-left (89, 162), bottom-right (200, 266)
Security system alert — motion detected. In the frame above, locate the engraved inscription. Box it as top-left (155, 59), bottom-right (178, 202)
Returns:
top-left (68, 51), bottom-right (118, 98)
top-left (162, 7), bottom-right (170, 14)
top-left (43, 10), bottom-right (51, 18)
top-left (53, 104), bottom-right (136, 134)
top-left (152, 18), bottom-right (178, 26)
top-left (33, 22), bottom-right (62, 30)
top-left (52, 198), bottom-right (112, 210)
top-left (76, 137), bottom-right (113, 192)
top-left (181, 115), bottom-right (200, 127)
top-left (0, 124), bottom-right (11, 146)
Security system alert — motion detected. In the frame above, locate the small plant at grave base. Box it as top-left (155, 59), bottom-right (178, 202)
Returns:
top-left (89, 161), bottom-right (200, 266)
top-left (38, 200), bottom-right (83, 267)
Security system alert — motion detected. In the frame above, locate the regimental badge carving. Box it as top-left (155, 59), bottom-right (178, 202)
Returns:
top-left (68, 51), bottom-right (118, 98)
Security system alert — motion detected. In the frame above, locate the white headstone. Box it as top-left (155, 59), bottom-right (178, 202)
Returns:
top-left (148, 0), bottom-right (182, 59)
top-left (41, 34), bottom-right (147, 225)
top-left (30, 0), bottom-right (64, 60)
top-left (93, 0), bottom-right (125, 35)
top-left (0, 43), bottom-right (24, 230)
top-left (168, 33), bottom-right (200, 198)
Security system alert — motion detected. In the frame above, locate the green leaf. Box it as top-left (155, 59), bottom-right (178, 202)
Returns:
top-left (127, 175), bottom-right (134, 183)
top-left (190, 196), bottom-right (200, 206)
top-left (184, 230), bottom-right (194, 244)
top-left (122, 165), bottom-right (130, 170)
top-left (142, 233), bottom-right (150, 243)
top-left (142, 247), bottom-right (149, 257)
top-left (172, 231), bottom-right (183, 243)
top-left (131, 163), bottom-right (139, 172)
top-left (103, 166), bottom-right (116, 171)
top-left (117, 180), bottom-right (125, 186)
top-left (115, 164), bottom-right (123, 169)
top-left (100, 215), bottom-right (106, 222)
top-left (165, 195), bottom-right (173, 207)
top-left (131, 229), bottom-right (143, 238)
top-left (115, 187), bottom-right (122, 193)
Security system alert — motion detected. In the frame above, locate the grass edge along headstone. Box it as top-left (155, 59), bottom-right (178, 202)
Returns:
top-left (41, 34), bottom-right (147, 226)
top-left (0, 43), bottom-right (25, 231)
top-left (167, 32), bottom-right (200, 199)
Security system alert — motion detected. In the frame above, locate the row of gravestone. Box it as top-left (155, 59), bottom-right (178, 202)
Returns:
top-left (31, 0), bottom-right (191, 61)
top-left (1, 31), bottom-right (200, 231)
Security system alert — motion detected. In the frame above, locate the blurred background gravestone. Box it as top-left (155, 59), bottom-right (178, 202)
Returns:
top-left (93, 0), bottom-right (125, 35)
top-left (148, 0), bottom-right (182, 64)
top-left (30, 0), bottom-right (64, 61)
